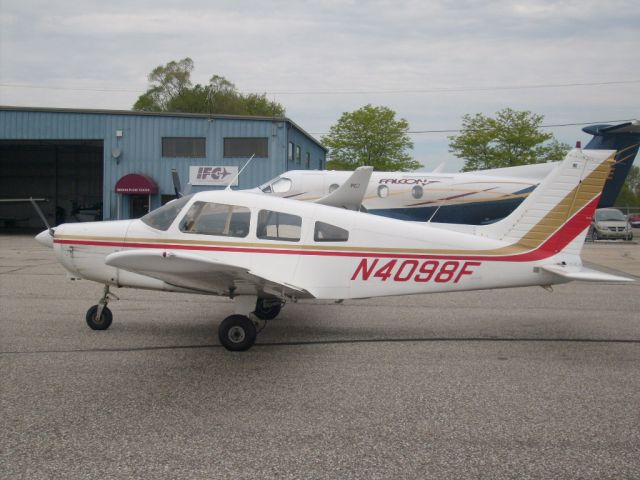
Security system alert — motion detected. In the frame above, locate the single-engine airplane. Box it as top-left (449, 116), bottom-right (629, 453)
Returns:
top-left (36, 148), bottom-right (632, 351)
top-left (256, 121), bottom-right (640, 224)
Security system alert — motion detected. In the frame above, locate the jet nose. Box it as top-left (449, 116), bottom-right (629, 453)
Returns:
top-left (35, 229), bottom-right (54, 248)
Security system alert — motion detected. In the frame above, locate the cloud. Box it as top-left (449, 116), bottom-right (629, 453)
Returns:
top-left (1, 0), bottom-right (638, 170)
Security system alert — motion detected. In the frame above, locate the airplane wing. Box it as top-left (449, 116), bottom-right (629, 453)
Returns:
top-left (540, 264), bottom-right (634, 283)
top-left (105, 250), bottom-right (315, 299)
top-left (314, 166), bottom-right (373, 210)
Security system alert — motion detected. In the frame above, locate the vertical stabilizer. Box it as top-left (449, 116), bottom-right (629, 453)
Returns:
top-left (477, 149), bottom-right (615, 255)
top-left (583, 120), bottom-right (640, 207)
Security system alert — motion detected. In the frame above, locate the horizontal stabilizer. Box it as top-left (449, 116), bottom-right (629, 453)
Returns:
top-left (540, 264), bottom-right (634, 283)
top-left (314, 166), bottom-right (373, 210)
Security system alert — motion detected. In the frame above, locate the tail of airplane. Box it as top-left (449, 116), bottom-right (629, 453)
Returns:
top-left (478, 148), bottom-right (615, 257)
top-left (583, 120), bottom-right (640, 207)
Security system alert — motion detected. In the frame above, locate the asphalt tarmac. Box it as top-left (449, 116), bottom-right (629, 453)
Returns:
top-left (1, 234), bottom-right (639, 479)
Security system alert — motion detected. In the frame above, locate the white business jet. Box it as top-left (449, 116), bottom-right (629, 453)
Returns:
top-left (36, 148), bottom-right (631, 351)
top-left (255, 121), bottom-right (640, 224)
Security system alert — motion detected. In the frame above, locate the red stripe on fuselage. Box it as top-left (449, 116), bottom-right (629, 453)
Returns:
top-left (54, 195), bottom-right (599, 263)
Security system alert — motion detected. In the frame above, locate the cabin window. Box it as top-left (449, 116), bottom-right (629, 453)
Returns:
top-left (412, 185), bottom-right (423, 199)
top-left (162, 137), bottom-right (206, 157)
top-left (180, 202), bottom-right (250, 237)
top-left (257, 210), bottom-right (302, 242)
top-left (223, 137), bottom-right (268, 158)
top-left (328, 183), bottom-right (339, 193)
top-left (314, 221), bottom-right (349, 242)
top-left (377, 185), bottom-right (389, 198)
top-left (141, 195), bottom-right (193, 231)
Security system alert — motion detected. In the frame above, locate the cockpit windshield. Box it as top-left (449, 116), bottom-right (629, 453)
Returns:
top-left (141, 194), bottom-right (193, 231)
top-left (259, 177), bottom-right (292, 194)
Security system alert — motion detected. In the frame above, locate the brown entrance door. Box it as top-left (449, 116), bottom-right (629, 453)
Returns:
top-left (130, 195), bottom-right (149, 218)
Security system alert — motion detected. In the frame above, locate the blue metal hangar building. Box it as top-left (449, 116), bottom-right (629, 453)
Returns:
top-left (0, 106), bottom-right (326, 228)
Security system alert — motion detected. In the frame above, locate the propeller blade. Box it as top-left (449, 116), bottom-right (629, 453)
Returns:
top-left (29, 197), bottom-right (54, 236)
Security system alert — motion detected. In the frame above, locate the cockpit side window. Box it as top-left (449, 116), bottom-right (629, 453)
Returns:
top-left (314, 221), bottom-right (349, 242)
top-left (271, 177), bottom-right (292, 193)
top-left (257, 210), bottom-right (301, 242)
top-left (141, 194), bottom-right (193, 231)
top-left (179, 202), bottom-right (251, 237)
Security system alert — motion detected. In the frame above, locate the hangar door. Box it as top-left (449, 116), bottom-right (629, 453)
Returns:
top-left (0, 140), bottom-right (103, 230)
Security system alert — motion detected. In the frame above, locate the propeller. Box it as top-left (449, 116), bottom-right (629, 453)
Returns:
top-left (29, 197), bottom-right (54, 236)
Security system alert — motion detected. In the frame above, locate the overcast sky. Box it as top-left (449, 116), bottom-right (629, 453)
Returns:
top-left (1, 0), bottom-right (638, 171)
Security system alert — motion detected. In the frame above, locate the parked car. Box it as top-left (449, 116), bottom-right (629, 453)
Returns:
top-left (629, 213), bottom-right (640, 228)
top-left (589, 208), bottom-right (633, 241)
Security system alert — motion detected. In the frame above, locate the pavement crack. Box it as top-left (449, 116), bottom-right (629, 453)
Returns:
top-left (3, 337), bottom-right (640, 355)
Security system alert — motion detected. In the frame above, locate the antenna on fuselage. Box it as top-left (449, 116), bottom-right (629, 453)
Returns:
top-left (225, 154), bottom-right (255, 191)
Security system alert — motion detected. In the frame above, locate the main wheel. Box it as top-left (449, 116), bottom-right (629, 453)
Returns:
top-left (86, 304), bottom-right (113, 330)
top-left (254, 298), bottom-right (282, 321)
top-left (591, 229), bottom-right (599, 241)
top-left (218, 315), bottom-right (257, 351)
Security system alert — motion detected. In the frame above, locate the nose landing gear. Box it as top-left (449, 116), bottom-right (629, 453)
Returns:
top-left (86, 285), bottom-right (119, 330)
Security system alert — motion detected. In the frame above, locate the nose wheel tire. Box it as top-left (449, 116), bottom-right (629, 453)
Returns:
top-left (218, 315), bottom-right (257, 351)
top-left (254, 298), bottom-right (282, 321)
top-left (86, 305), bottom-right (113, 330)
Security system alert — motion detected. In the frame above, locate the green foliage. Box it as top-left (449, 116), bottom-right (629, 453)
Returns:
top-left (322, 104), bottom-right (420, 171)
top-left (133, 57), bottom-right (285, 116)
top-left (614, 165), bottom-right (640, 207)
top-left (448, 108), bottom-right (571, 171)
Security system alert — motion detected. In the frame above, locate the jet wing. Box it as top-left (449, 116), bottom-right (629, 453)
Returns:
top-left (540, 264), bottom-right (634, 283)
top-left (105, 250), bottom-right (315, 298)
top-left (314, 166), bottom-right (373, 210)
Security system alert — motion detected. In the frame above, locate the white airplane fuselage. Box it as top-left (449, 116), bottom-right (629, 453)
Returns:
top-left (49, 189), bottom-right (585, 301)
top-left (255, 163), bottom-right (556, 224)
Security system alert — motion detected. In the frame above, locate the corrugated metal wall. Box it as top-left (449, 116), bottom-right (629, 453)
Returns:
top-left (0, 108), bottom-right (326, 220)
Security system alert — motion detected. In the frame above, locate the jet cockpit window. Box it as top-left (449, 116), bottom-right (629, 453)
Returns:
top-left (257, 210), bottom-right (301, 242)
top-left (314, 221), bottom-right (349, 242)
top-left (271, 177), bottom-right (292, 193)
top-left (179, 202), bottom-right (251, 237)
top-left (141, 194), bottom-right (193, 231)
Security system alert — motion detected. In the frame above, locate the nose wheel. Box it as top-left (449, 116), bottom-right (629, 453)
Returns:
top-left (86, 304), bottom-right (113, 330)
top-left (86, 285), bottom-right (118, 330)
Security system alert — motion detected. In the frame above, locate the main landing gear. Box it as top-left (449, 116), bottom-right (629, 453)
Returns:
top-left (82, 287), bottom-right (281, 352)
top-left (86, 285), bottom-right (118, 330)
top-left (218, 296), bottom-right (284, 351)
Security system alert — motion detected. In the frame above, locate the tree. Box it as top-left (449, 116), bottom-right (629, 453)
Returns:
top-left (615, 165), bottom-right (640, 207)
top-left (448, 108), bottom-right (571, 171)
top-left (322, 104), bottom-right (420, 171)
top-left (133, 58), bottom-right (285, 116)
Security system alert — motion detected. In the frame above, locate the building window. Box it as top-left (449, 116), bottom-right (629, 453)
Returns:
top-left (295, 145), bottom-right (301, 163)
top-left (224, 137), bottom-right (268, 158)
top-left (162, 137), bottom-right (206, 157)
top-left (288, 142), bottom-right (294, 162)
top-left (257, 210), bottom-right (302, 242)
top-left (305, 152), bottom-right (310, 169)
